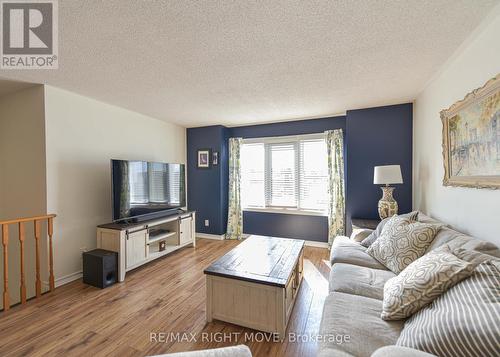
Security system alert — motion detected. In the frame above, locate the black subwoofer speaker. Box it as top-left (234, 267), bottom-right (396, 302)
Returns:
top-left (83, 249), bottom-right (118, 289)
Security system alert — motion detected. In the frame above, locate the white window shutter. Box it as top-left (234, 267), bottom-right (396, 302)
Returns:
top-left (241, 143), bottom-right (266, 208)
top-left (299, 139), bottom-right (328, 211)
top-left (267, 142), bottom-right (297, 207)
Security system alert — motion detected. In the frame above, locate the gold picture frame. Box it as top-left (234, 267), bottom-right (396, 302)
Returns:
top-left (440, 74), bottom-right (500, 189)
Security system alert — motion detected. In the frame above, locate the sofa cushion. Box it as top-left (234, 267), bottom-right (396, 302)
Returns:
top-left (330, 236), bottom-right (387, 270)
top-left (329, 263), bottom-right (395, 300)
top-left (351, 228), bottom-right (373, 243)
top-left (426, 226), bottom-right (500, 257)
top-left (156, 345), bottom-right (252, 357)
top-left (397, 260), bottom-right (500, 357)
top-left (381, 247), bottom-right (475, 320)
top-left (367, 216), bottom-right (441, 273)
top-left (360, 217), bottom-right (389, 248)
top-left (360, 212), bottom-right (419, 248)
top-left (425, 226), bottom-right (475, 253)
top-left (417, 212), bottom-right (446, 226)
top-left (317, 348), bottom-right (355, 357)
top-left (460, 238), bottom-right (500, 257)
top-left (452, 247), bottom-right (500, 264)
top-left (319, 292), bottom-right (404, 357)
top-left (417, 213), bottom-right (500, 257)
top-left (371, 346), bottom-right (437, 357)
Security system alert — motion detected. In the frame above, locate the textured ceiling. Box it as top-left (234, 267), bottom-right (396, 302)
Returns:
top-left (0, 0), bottom-right (497, 127)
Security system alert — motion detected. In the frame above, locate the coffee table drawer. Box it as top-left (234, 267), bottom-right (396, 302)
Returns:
top-left (295, 249), bottom-right (304, 287)
top-left (285, 271), bottom-right (295, 320)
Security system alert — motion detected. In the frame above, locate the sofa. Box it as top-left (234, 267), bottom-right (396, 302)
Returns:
top-left (318, 212), bottom-right (500, 357)
top-left (154, 345), bottom-right (252, 357)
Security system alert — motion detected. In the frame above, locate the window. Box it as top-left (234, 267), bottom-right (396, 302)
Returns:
top-left (241, 134), bottom-right (328, 214)
top-left (269, 142), bottom-right (297, 207)
top-left (240, 143), bottom-right (265, 207)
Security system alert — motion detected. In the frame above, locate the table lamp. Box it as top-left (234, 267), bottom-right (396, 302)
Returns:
top-left (374, 165), bottom-right (403, 219)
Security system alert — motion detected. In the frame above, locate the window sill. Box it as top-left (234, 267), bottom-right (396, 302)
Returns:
top-left (243, 207), bottom-right (327, 217)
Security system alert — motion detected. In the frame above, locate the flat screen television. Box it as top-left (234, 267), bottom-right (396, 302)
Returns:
top-left (111, 159), bottom-right (186, 222)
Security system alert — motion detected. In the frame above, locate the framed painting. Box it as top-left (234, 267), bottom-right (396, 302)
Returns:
top-left (212, 151), bottom-right (219, 166)
top-left (197, 149), bottom-right (211, 169)
top-left (441, 74), bottom-right (500, 189)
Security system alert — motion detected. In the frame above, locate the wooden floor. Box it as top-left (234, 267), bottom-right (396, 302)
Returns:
top-left (0, 238), bottom-right (330, 357)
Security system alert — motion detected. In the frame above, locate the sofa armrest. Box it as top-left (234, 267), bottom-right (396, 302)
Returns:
top-left (152, 345), bottom-right (252, 357)
top-left (371, 346), bottom-right (437, 357)
top-left (350, 228), bottom-right (373, 243)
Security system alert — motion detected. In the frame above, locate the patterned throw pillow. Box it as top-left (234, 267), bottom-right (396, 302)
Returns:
top-left (381, 247), bottom-right (475, 320)
top-left (360, 211), bottom-right (419, 248)
top-left (397, 260), bottom-right (500, 357)
top-left (366, 215), bottom-right (441, 273)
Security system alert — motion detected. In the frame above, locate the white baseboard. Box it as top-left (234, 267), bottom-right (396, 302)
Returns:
top-left (196, 232), bottom-right (226, 240)
top-left (197, 232), bottom-right (328, 248)
top-left (55, 271), bottom-right (82, 287)
top-left (303, 240), bottom-right (330, 249)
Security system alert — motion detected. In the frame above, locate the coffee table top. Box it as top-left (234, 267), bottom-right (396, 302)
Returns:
top-left (204, 235), bottom-right (305, 287)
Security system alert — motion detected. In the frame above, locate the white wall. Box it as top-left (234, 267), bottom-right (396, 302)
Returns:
top-left (0, 85), bottom-right (47, 308)
top-left (44, 86), bottom-right (186, 282)
top-left (413, 5), bottom-right (500, 245)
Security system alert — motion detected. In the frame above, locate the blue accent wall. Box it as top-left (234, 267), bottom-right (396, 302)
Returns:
top-left (187, 104), bottom-right (413, 242)
top-left (345, 103), bottom-right (413, 235)
top-left (229, 116), bottom-right (346, 139)
top-left (187, 125), bottom-right (228, 235)
top-left (243, 211), bottom-right (328, 242)
top-left (220, 127), bottom-right (230, 235)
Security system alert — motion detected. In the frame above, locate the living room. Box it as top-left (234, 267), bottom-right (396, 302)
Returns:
top-left (0, 1), bottom-right (499, 357)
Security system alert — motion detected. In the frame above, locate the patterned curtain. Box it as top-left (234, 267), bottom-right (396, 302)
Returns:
top-left (226, 138), bottom-right (243, 240)
top-left (326, 129), bottom-right (345, 245)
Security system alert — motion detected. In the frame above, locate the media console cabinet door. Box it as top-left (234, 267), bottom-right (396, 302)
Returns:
top-left (179, 216), bottom-right (193, 245)
top-left (126, 230), bottom-right (148, 268)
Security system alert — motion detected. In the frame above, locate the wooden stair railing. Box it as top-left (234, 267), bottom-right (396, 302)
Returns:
top-left (0, 214), bottom-right (56, 311)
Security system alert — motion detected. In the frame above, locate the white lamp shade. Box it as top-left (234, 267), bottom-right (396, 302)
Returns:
top-left (374, 165), bottom-right (403, 185)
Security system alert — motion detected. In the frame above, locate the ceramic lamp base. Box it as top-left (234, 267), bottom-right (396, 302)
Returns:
top-left (378, 186), bottom-right (398, 219)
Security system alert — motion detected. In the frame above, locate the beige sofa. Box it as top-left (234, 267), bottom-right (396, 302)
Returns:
top-left (318, 213), bottom-right (500, 357)
top-left (153, 345), bottom-right (252, 357)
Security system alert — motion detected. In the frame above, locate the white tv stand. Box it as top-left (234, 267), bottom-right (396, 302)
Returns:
top-left (96, 211), bottom-right (196, 282)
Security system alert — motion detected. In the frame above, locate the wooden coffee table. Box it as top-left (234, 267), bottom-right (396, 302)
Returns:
top-left (204, 235), bottom-right (304, 338)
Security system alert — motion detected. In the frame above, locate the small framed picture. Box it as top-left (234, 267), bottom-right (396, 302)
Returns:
top-left (212, 151), bottom-right (219, 166)
top-left (197, 149), bottom-right (211, 168)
